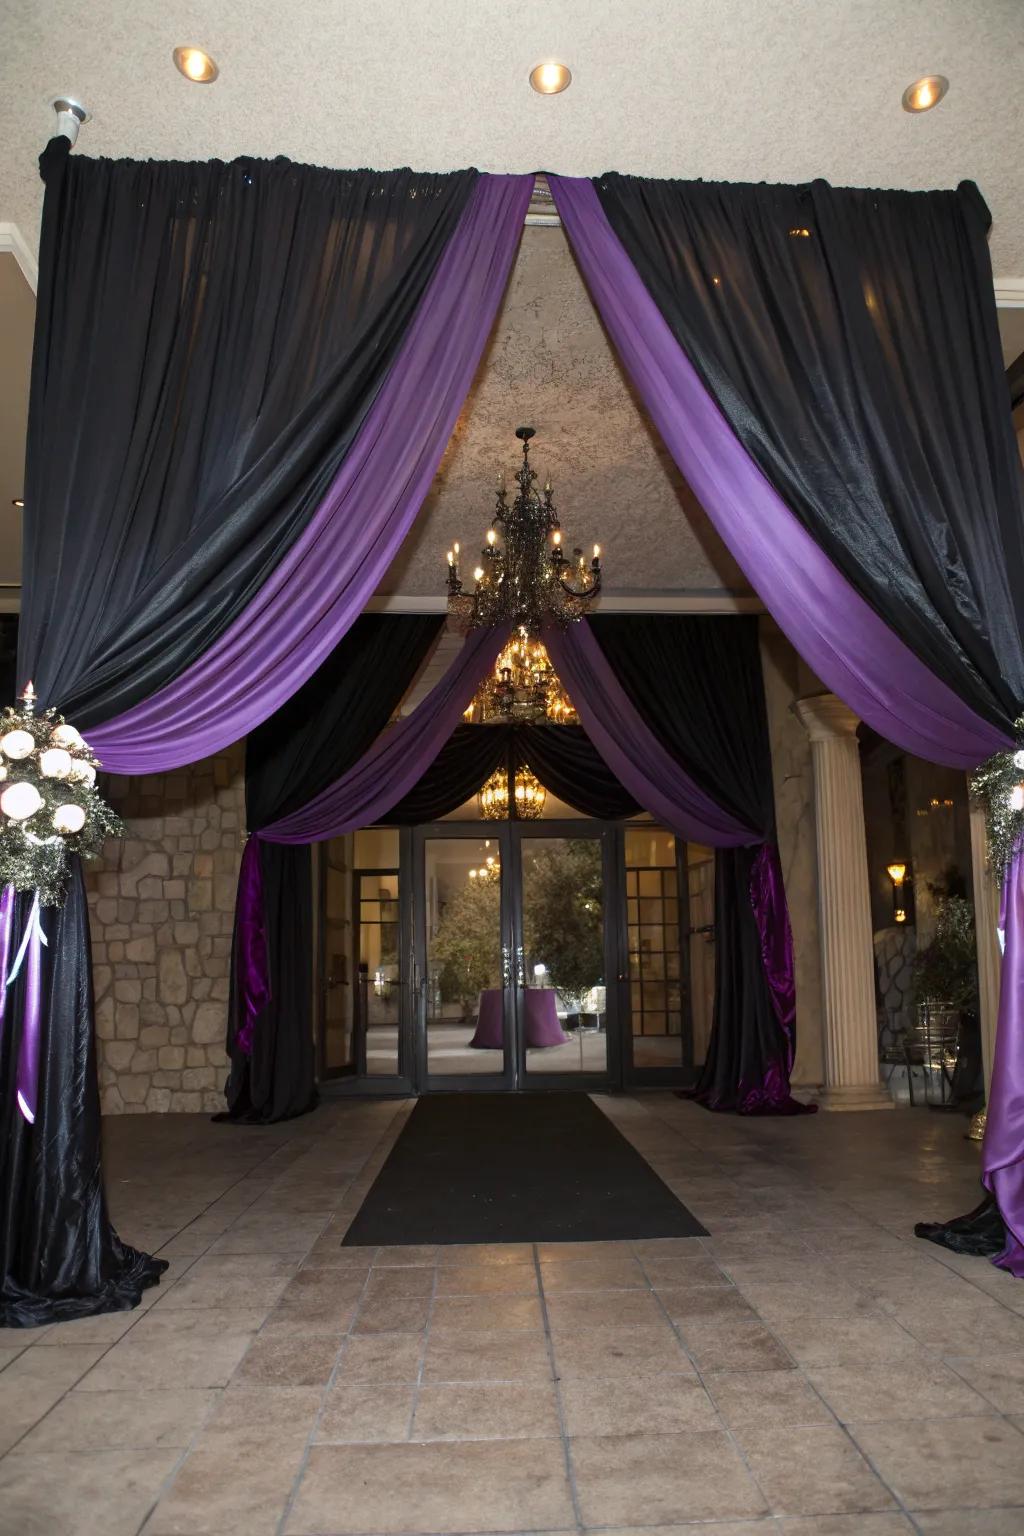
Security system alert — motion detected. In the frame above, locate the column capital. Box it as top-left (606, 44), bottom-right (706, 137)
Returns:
top-left (795, 692), bottom-right (861, 744)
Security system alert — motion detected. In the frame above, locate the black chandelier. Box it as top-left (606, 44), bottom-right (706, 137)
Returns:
top-left (445, 427), bottom-right (601, 637)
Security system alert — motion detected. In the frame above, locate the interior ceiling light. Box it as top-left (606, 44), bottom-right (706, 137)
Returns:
top-left (530, 62), bottom-right (571, 95)
top-left (173, 46), bottom-right (219, 84)
top-left (11, 499), bottom-right (24, 509)
top-left (902, 74), bottom-right (948, 113)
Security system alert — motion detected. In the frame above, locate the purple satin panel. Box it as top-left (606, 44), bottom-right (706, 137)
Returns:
top-left (0, 885), bottom-right (13, 1040)
top-left (15, 898), bottom-right (43, 1125)
top-left (234, 838), bottom-right (271, 1058)
top-left (749, 844), bottom-right (797, 1071)
top-left (984, 850), bottom-right (1024, 1278)
top-left (262, 627), bottom-right (506, 844)
top-left (545, 622), bottom-right (757, 846)
top-left (87, 174), bottom-right (534, 776)
top-left (547, 175), bottom-right (1009, 771)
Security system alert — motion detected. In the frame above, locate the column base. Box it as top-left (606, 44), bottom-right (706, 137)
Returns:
top-left (814, 1083), bottom-right (895, 1112)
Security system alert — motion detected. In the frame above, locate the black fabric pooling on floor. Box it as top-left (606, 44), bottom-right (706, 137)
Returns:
top-left (342, 1094), bottom-right (707, 1246)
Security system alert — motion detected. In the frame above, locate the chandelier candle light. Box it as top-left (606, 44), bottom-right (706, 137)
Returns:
top-left (446, 427), bottom-right (601, 638)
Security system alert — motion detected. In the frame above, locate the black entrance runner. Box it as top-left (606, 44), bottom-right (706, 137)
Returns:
top-left (342, 1094), bottom-right (707, 1246)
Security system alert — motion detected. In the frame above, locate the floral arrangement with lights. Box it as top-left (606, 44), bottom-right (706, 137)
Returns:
top-left (0, 684), bottom-right (123, 906)
top-left (970, 728), bottom-right (1024, 885)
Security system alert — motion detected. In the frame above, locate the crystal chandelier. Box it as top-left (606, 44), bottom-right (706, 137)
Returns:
top-left (477, 764), bottom-right (547, 821)
top-left (463, 632), bottom-right (578, 726)
top-left (446, 427), bottom-right (601, 638)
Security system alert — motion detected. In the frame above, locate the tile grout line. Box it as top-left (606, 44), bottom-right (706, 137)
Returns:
top-left (533, 1240), bottom-right (586, 1533)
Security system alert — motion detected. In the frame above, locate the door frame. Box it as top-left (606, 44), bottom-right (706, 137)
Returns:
top-left (413, 819), bottom-right (625, 1094)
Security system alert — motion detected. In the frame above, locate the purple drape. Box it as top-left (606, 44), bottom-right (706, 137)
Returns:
top-left (87, 175), bottom-right (533, 776)
top-left (749, 843), bottom-right (797, 1070)
top-left (234, 627), bottom-right (506, 1028)
top-left (547, 175), bottom-right (1009, 771)
top-left (545, 623), bottom-right (757, 847)
top-left (984, 851), bottom-right (1024, 1278)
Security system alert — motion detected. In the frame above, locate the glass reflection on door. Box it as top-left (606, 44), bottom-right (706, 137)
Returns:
top-left (424, 838), bottom-right (505, 1076)
top-left (521, 836), bottom-right (607, 1075)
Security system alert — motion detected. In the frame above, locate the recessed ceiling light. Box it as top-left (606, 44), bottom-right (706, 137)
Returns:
top-left (902, 74), bottom-right (948, 113)
top-left (530, 62), bottom-right (571, 96)
top-left (173, 46), bottom-right (219, 84)
top-left (11, 498), bottom-right (24, 508)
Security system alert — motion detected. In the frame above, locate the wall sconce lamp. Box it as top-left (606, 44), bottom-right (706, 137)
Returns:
top-left (887, 860), bottom-right (908, 923)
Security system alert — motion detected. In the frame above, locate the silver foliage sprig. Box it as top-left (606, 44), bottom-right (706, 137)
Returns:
top-left (969, 717), bottom-right (1024, 886)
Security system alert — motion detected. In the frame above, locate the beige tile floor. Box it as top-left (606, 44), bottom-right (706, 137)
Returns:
top-left (2, 1092), bottom-right (1024, 1534)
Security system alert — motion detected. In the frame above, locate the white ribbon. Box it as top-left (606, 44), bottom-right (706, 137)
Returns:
top-left (5, 891), bottom-right (48, 988)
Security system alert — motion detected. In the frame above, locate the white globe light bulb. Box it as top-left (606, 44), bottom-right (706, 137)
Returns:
top-left (53, 802), bottom-right (87, 835)
top-left (1, 729), bottom-right (35, 760)
top-left (39, 747), bottom-right (73, 779)
top-left (67, 759), bottom-right (96, 786)
top-left (50, 723), bottom-right (84, 751)
top-left (1, 782), bottom-right (43, 821)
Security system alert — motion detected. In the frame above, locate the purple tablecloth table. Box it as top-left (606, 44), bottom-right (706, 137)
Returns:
top-left (469, 988), bottom-right (570, 1049)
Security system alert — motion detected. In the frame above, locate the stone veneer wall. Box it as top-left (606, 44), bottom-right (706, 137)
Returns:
top-left (84, 745), bottom-right (245, 1115)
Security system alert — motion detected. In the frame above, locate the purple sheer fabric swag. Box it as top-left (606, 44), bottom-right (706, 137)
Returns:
top-left (546, 175), bottom-right (1008, 771)
top-left (984, 850), bottom-right (1024, 1278)
top-left (88, 175), bottom-right (533, 775)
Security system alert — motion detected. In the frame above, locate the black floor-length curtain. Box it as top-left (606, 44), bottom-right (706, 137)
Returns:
top-left (384, 723), bottom-right (639, 823)
top-left (223, 615), bottom-right (444, 1122)
top-left (589, 614), bottom-right (787, 1110)
top-left (594, 174), bottom-right (1024, 731)
top-left (20, 139), bottom-right (477, 722)
top-left (5, 145), bottom-right (473, 1325)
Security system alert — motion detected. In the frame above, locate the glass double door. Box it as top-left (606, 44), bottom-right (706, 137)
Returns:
top-left (416, 823), bottom-right (616, 1090)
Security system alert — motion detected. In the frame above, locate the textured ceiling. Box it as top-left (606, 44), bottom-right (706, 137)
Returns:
top-left (382, 225), bottom-right (746, 597)
top-left (1, 0), bottom-right (1022, 275)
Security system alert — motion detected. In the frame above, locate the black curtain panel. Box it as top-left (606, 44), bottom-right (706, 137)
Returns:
top-left (222, 615), bottom-right (444, 1122)
top-left (589, 615), bottom-right (783, 1111)
top-left (20, 139), bottom-right (476, 722)
top-left (595, 175), bottom-right (1024, 731)
top-left (516, 726), bottom-right (639, 819)
top-left (0, 867), bottom-right (165, 1326)
top-left (384, 723), bottom-right (640, 823)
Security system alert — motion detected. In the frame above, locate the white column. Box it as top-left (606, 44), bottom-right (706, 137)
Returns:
top-left (796, 694), bottom-right (894, 1109)
top-left (969, 797), bottom-right (1002, 1097)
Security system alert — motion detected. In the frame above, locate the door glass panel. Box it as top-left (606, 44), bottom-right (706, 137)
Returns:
top-left (624, 826), bottom-right (684, 1069)
top-left (357, 871), bottom-right (401, 1074)
top-left (322, 838), bottom-right (354, 1075)
top-left (425, 838), bottom-right (504, 1075)
top-left (521, 836), bottom-right (607, 1075)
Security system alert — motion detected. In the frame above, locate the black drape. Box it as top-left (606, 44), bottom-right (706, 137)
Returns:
top-left (595, 175), bottom-right (1024, 731)
top-left (0, 866), bottom-right (166, 1325)
top-left (222, 615), bottom-right (444, 1122)
top-left (384, 724), bottom-right (639, 822)
top-left (6, 142), bottom-right (472, 1323)
top-left (589, 615), bottom-right (793, 1111)
top-left (20, 140), bottom-right (476, 722)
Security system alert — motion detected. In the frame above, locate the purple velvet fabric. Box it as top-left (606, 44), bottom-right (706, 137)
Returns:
top-left (86, 175), bottom-right (533, 776)
top-left (544, 623), bottom-right (757, 847)
top-left (984, 851), bottom-right (1024, 1278)
top-left (749, 844), bottom-right (797, 1071)
top-left (233, 839), bottom-right (271, 1059)
top-left (547, 175), bottom-right (1009, 771)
